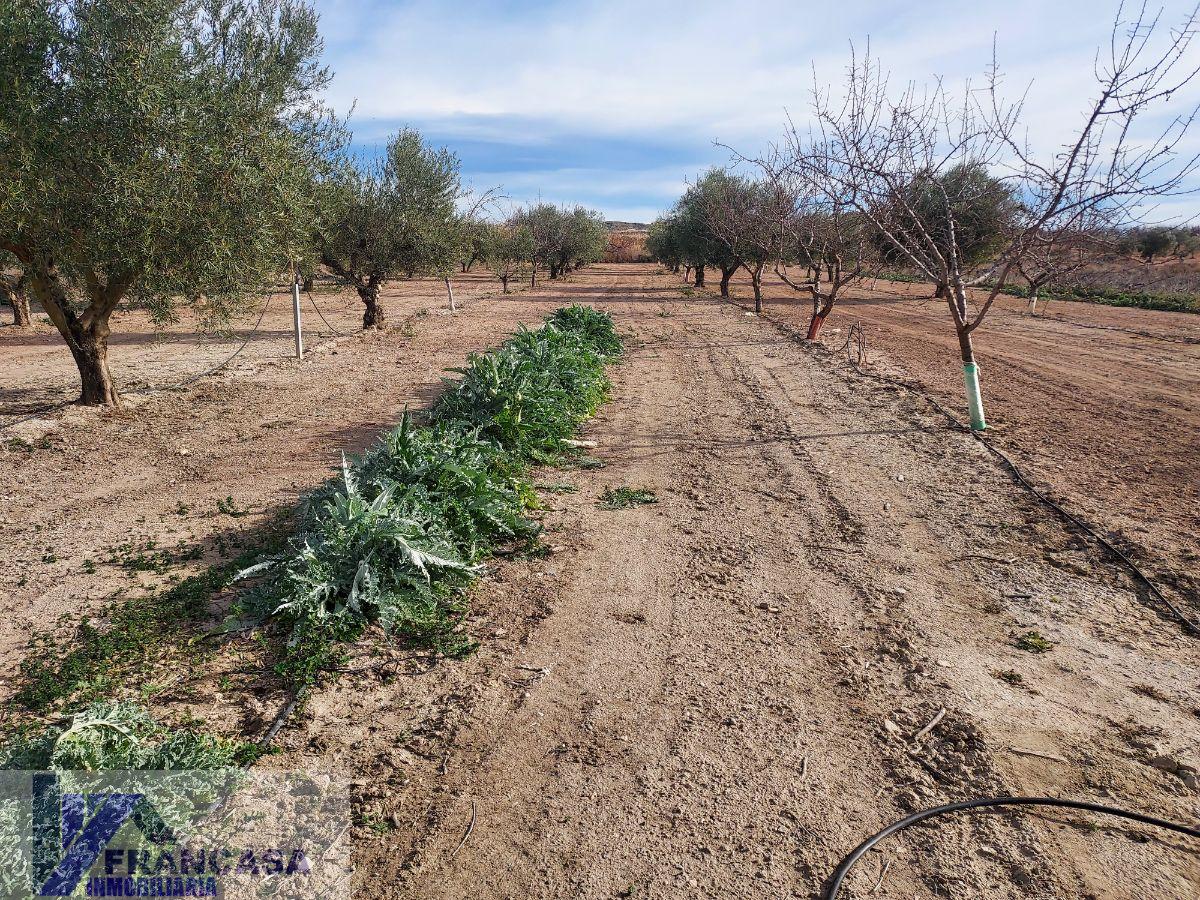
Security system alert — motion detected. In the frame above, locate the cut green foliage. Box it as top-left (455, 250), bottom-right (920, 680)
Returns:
top-left (1015, 630), bottom-right (1055, 653)
top-left (1, 702), bottom-right (242, 771)
top-left (242, 306), bottom-right (622, 687)
top-left (431, 308), bottom-right (621, 460)
top-left (598, 487), bottom-right (659, 510)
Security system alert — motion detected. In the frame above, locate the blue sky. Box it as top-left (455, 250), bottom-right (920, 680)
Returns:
top-left (313, 0), bottom-right (1200, 223)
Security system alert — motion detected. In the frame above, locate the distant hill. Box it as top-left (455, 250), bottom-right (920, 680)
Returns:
top-left (605, 221), bottom-right (649, 232)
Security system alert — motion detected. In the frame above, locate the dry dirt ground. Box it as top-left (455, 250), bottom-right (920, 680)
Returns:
top-left (0, 270), bottom-right (501, 426)
top-left (723, 270), bottom-right (1200, 605)
top-left (3, 264), bottom-right (1200, 898)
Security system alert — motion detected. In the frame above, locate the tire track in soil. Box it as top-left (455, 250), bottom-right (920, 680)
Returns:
top-left (268, 268), bottom-right (1199, 899)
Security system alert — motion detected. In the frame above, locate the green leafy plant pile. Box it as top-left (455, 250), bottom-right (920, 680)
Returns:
top-left (1, 702), bottom-right (243, 771)
top-left (244, 306), bottom-right (622, 685)
top-left (431, 307), bottom-right (621, 459)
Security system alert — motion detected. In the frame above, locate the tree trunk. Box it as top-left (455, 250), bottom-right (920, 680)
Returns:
top-left (445, 277), bottom-right (456, 312)
top-left (359, 283), bottom-right (384, 328)
top-left (956, 324), bottom-right (986, 431)
top-left (934, 280), bottom-right (949, 299)
top-left (694, 266), bottom-right (705, 287)
top-left (500, 274), bottom-right (510, 294)
top-left (27, 261), bottom-right (123, 406)
top-left (531, 267), bottom-right (537, 288)
top-left (719, 266), bottom-right (735, 298)
top-left (69, 330), bottom-right (119, 406)
top-left (549, 263), bottom-right (561, 280)
top-left (806, 312), bottom-right (826, 340)
top-left (1026, 289), bottom-right (1039, 316)
top-left (751, 273), bottom-right (762, 313)
top-left (2, 278), bottom-right (31, 326)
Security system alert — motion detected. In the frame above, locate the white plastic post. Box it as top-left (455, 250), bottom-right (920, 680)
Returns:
top-left (291, 275), bottom-right (303, 360)
top-left (963, 362), bottom-right (986, 430)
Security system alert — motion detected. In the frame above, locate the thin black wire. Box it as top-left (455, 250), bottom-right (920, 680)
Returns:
top-left (126, 291), bottom-right (273, 396)
top-left (822, 796), bottom-right (1200, 899)
top-left (1, 292), bottom-right (274, 432)
top-left (305, 286), bottom-right (352, 336)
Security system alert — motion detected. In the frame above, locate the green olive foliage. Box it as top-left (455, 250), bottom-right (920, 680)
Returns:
top-left (0, 0), bottom-right (343, 404)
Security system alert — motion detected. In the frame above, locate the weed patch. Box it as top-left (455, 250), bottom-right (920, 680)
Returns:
top-left (15, 546), bottom-right (267, 713)
top-left (536, 482), bottom-right (578, 494)
top-left (598, 487), bottom-right (659, 510)
top-left (1014, 630), bottom-right (1055, 653)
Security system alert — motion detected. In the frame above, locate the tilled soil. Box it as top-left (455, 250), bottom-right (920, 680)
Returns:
top-left (4, 265), bottom-right (1199, 898)
top-left (723, 271), bottom-right (1200, 609)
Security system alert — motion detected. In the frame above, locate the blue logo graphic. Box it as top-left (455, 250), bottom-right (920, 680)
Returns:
top-left (32, 773), bottom-right (176, 897)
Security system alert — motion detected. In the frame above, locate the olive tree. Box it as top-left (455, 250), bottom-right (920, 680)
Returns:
top-left (483, 221), bottom-right (533, 293)
top-left (646, 217), bottom-right (685, 273)
top-left (509, 203), bottom-right (606, 283)
top-left (0, 0), bottom-right (338, 406)
top-left (698, 175), bottom-right (781, 312)
top-left (675, 170), bottom-right (745, 296)
top-left (558, 207), bottom-right (609, 274)
top-left (315, 128), bottom-right (463, 327)
top-left (813, 6), bottom-right (1199, 429)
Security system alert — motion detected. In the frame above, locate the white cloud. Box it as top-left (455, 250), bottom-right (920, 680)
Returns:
top-left (313, 0), bottom-right (1200, 219)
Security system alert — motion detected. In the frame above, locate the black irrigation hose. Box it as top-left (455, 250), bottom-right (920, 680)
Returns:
top-left (1, 292), bottom-right (274, 432)
top-left (969, 433), bottom-right (1200, 636)
top-left (822, 796), bottom-right (1200, 899)
top-left (305, 285), bottom-right (352, 336)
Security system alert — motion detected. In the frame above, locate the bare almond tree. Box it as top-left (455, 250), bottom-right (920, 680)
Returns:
top-left (753, 134), bottom-right (877, 340)
top-left (812, 4), bottom-right (1200, 429)
top-left (1016, 226), bottom-right (1107, 315)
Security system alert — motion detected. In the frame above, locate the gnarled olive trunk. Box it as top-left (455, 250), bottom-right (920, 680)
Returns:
top-left (27, 261), bottom-right (123, 406)
top-left (719, 265), bottom-right (736, 298)
top-left (68, 327), bottom-right (119, 406)
top-left (359, 282), bottom-right (384, 328)
top-left (500, 274), bottom-right (510, 294)
top-left (694, 266), bottom-right (705, 288)
top-left (2, 276), bottom-right (31, 326)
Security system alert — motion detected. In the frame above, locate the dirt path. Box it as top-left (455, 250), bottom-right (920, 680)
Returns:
top-left (5, 265), bottom-right (1198, 897)
top-left (256, 268), bottom-right (1199, 898)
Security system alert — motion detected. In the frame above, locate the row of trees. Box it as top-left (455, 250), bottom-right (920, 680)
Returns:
top-left (647, 6), bottom-right (1199, 430)
top-left (313, 135), bottom-right (608, 328)
top-left (0, 0), bottom-right (608, 406)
